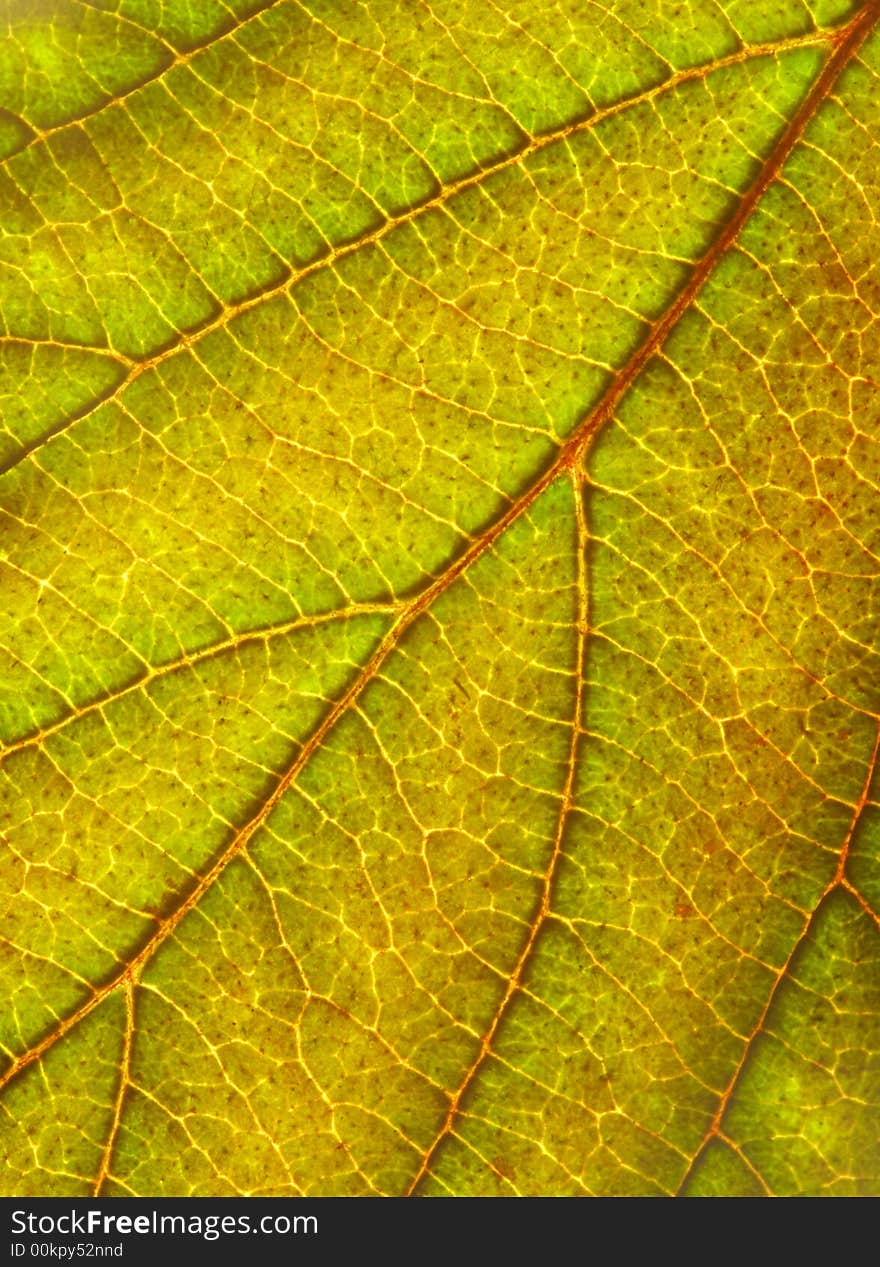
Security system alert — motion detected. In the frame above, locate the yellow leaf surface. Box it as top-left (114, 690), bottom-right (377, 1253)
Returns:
top-left (0, 0), bottom-right (878, 1196)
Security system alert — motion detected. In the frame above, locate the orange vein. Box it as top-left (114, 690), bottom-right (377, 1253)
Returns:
top-left (0, 28), bottom-right (840, 477)
top-left (405, 469), bottom-right (590, 1196)
top-left (1, 0), bottom-right (287, 165)
top-left (2, 8), bottom-right (870, 755)
top-left (676, 716), bottom-right (880, 1196)
top-left (0, 601), bottom-right (398, 767)
top-left (92, 976), bottom-right (136, 1197)
top-left (557, 0), bottom-right (880, 474)
top-left (715, 1130), bottom-right (773, 1196)
top-left (403, 1), bottom-right (880, 1194)
top-left (2, 23), bottom-right (832, 173)
top-left (841, 877), bottom-right (880, 930)
top-left (0, 459), bottom-right (567, 1097)
top-left (1, 1), bottom-right (875, 1103)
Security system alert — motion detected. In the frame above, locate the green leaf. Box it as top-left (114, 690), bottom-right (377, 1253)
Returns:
top-left (0, 0), bottom-right (878, 1197)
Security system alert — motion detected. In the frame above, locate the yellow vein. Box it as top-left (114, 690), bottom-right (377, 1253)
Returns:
top-left (675, 714), bottom-right (880, 1196)
top-left (0, 1), bottom-right (874, 1102)
top-left (0, 27), bottom-right (839, 477)
top-left (405, 468), bottom-right (590, 1195)
top-left (556, 0), bottom-right (880, 474)
top-left (0, 602), bottom-right (398, 766)
top-left (92, 976), bottom-right (136, 1198)
top-left (1, 0), bottom-right (288, 165)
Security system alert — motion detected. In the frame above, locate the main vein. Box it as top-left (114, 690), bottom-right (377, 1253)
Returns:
top-left (675, 718), bottom-right (880, 1196)
top-left (0, 5), bottom-right (876, 1179)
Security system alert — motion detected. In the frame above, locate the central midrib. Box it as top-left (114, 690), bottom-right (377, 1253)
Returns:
top-left (0, 0), bottom-right (876, 1198)
top-left (401, 0), bottom-right (880, 1195)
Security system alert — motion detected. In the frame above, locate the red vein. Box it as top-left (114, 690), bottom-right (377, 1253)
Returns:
top-left (715, 1130), bottom-right (773, 1196)
top-left (555, 0), bottom-right (880, 474)
top-left (92, 976), bottom-right (136, 1198)
top-left (1, 0), bottom-right (875, 1123)
top-left (676, 716), bottom-right (880, 1196)
top-left (405, 470), bottom-right (590, 1196)
top-left (0, 462), bottom-right (565, 1097)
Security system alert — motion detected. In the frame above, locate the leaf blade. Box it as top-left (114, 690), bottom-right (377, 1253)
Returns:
top-left (1, 0), bottom-right (878, 1196)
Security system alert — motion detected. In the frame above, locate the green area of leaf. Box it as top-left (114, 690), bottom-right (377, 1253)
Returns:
top-left (0, 0), bottom-right (878, 1197)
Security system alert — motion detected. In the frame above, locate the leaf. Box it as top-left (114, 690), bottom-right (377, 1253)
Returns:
top-left (0, 0), bottom-right (878, 1198)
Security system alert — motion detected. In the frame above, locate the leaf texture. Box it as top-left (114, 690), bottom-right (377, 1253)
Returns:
top-left (0, 0), bottom-right (879, 1197)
